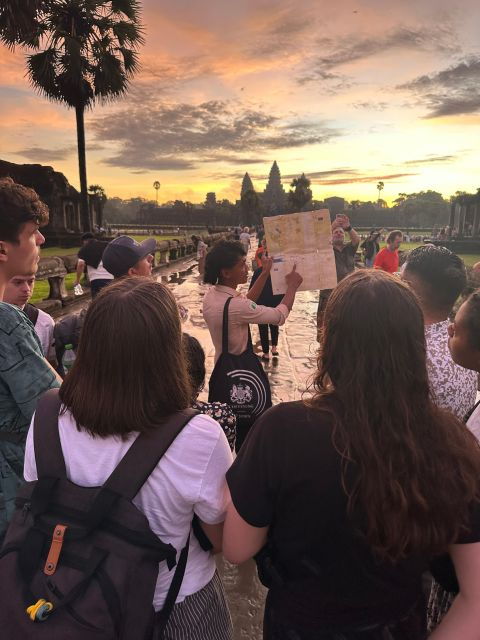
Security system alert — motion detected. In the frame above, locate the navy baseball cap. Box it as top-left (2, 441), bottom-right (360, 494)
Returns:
top-left (102, 235), bottom-right (157, 278)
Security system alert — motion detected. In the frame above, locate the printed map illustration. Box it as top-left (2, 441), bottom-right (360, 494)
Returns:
top-left (264, 210), bottom-right (338, 294)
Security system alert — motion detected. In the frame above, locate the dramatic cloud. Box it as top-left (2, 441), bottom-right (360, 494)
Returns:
top-left (12, 146), bottom-right (77, 162)
top-left (299, 24), bottom-right (459, 85)
top-left (92, 97), bottom-right (341, 171)
top-left (398, 57), bottom-right (480, 118)
top-left (352, 101), bottom-right (389, 111)
top-left (403, 155), bottom-right (456, 165)
top-left (314, 172), bottom-right (418, 186)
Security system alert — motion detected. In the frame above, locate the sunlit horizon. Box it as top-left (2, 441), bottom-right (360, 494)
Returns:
top-left (1, 0), bottom-right (479, 205)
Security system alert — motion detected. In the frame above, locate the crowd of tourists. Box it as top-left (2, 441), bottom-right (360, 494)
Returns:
top-left (1, 176), bottom-right (480, 639)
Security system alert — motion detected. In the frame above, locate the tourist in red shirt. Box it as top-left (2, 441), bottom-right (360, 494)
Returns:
top-left (374, 230), bottom-right (403, 273)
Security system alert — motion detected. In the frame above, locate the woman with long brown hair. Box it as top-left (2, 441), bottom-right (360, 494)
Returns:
top-left (224, 270), bottom-right (480, 639)
top-left (23, 277), bottom-right (233, 639)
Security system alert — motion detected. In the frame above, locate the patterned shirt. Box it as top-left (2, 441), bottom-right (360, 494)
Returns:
top-left (193, 400), bottom-right (236, 451)
top-left (0, 303), bottom-right (59, 535)
top-left (425, 320), bottom-right (477, 419)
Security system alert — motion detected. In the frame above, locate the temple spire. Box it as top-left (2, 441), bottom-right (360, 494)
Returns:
top-left (241, 172), bottom-right (254, 197)
top-left (263, 160), bottom-right (286, 213)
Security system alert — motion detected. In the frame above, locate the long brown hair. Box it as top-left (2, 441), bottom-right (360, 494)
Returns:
top-left (60, 277), bottom-right (191, 438)
top-left (310, 269), bottom-right (480, 561)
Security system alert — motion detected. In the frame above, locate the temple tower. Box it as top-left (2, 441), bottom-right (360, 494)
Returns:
top-left (263, 161), bottom-right (286, 213)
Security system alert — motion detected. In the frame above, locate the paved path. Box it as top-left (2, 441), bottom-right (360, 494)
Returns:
top-left (160, 248), bottom-right (320, 639)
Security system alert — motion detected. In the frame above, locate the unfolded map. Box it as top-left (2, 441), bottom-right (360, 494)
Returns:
top-left (264, 210), bottom-right (338, 294)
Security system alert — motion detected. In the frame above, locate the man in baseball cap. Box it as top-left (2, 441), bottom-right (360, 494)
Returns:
top-left (102, 235), bottom-right (156, 278)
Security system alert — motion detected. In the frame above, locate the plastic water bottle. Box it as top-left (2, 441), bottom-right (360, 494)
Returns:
top-left (74, 284), bottom-right (83, 296)
top-left (62, 344), bottom-right (76, 374)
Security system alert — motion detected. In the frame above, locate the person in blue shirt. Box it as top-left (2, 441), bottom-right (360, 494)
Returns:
top-left (0, 177), bottom-right (60, 541)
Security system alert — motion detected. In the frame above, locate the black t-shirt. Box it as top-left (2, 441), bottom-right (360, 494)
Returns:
top-left (78, 240), bottom-right (108, 269)
top-left (226, 401), bottom-right (480, 631)
top-left (249, 268), bottom-right (283, 308)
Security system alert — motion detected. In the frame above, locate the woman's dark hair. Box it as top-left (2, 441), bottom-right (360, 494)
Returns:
top-left (203, 239), bottom-right (246, 285)
top-left (60, 277), bottom-right (191, 439)
top-left (0, 177), bottom-right (49, 243)
top-left (182, 333), bottom-right (206, 400)
top-left (386, 229), bottom-right (402, 244)
top-left (463, 290), bottom-right (480, 350)
top-left (309, 269), bottom-right (480, 561)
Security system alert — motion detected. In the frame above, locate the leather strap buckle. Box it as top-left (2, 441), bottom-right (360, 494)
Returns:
top-left (44, 524), bottom-right (68, 576)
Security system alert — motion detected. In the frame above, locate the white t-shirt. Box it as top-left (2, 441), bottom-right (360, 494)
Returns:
top-left (239, 232), bottom-right (250, 247)
top-left (34, 308), bottom-right (55, 360)
top-left (24, 410), bottom-right (233, 610)
top-left (86, 260), bottom-right (113, 282)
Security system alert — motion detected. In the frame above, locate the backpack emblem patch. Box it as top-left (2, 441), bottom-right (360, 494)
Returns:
top-left (230, 383), bottom-right (253, 404)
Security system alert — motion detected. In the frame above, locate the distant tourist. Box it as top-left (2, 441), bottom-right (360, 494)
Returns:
top-left (0, 177), bottom-right (60, 541)
top-left (360, 229), bottom-right (381, 267)
top-left (317, 213), bottom-right (359, 339)
top-left (402, 245), bottom-right (477, 419)
top-left (374, 230), bottom-right (403, 273)
top-left (3, 273), bottom-right (56, 366)
top-left (248, 259), bottom-right (283, 362)
top-left (102, 235), bottom-right (156, 278)
top-left (239, 226), bottom-right (251, 253)
top-left (74, 232), bottom-right (113, 297)
top-left (192, 235), bottom-right (207, 277)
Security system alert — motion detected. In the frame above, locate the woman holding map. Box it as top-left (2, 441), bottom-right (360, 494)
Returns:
top-left (203, 240), bottom-right (302, 365)
top-left (203, 240), bottom-right (302, 449)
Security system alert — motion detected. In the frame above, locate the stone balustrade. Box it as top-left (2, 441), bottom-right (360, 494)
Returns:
top-left (35, 232), bottom-right (231, 316)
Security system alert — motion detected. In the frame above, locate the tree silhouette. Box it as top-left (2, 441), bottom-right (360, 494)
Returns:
top-left (1, 1), bottom-right (144, 231)
top-left (376, 181), bottom-right (384, 203)
top-left (288, 173), bottom-right (312, 212)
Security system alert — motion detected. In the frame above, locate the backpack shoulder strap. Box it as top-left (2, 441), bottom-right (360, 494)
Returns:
top-left (221, 296), bottom-right (233, 354)
top-left (465, 399), bottom-right (480, 423)
top-left (33, 388), bottom-right (67, 478)
top-left (103, 408), bottom-right (200, 500)
top-left (24, 303), bottom-right (39, 326)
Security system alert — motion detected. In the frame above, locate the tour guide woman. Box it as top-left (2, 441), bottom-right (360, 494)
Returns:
top-left (202, 240), bottom-right (303, 364)
top-left (224, 270), bottom-right (480, 640)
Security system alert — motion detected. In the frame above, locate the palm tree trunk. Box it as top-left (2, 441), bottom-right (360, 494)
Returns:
top-left (75, 103), bottom-right (91, 232)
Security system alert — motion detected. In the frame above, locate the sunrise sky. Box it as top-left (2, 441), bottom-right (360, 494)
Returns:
top-left (0, 0), bottom-right (479, 204)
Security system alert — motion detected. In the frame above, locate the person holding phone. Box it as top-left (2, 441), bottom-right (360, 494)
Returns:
top-left (317, 214), bottom-right (360, 340)
top-left (249, 241), bottom-right (284, 361)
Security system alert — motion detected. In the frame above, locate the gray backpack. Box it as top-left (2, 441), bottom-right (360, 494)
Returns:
top-left (0, 389), bottom-right (198, 639)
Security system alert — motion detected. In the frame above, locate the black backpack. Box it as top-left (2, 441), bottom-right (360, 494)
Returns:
top-left (24, 303), bottom-right (40, 326)
top-left (0, 389), bottom-right (198, 640)
top-left (208, 297), bottom-right (272, 451)
top-left (54, 310), bottom-right (86, 376)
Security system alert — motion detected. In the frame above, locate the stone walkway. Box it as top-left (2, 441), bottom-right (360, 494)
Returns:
top-left (158, 248), bottom-right (320, 639)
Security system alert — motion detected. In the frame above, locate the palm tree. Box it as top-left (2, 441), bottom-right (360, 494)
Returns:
top-left (1, 1), bottom-right (144, 231)
top-left (288, 173), bottom-right (312, 212)
top-left (376, 181), bottom-right (384, 203)
top-left (153, 180), bottom-right (161, 205)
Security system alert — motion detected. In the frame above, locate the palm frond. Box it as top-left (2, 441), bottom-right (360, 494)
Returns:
top-left (0, 0), bottom-right (48, 48)
top-left (112, 20), bottom-right (143, 46)
top-left (26, 48), bottom-right (60, 99)
top-left (93, 51), bottom-right (126, 98)
top-left (110, 0), bottom-right (141, 22)
top-left (118, 46), bottom-right (139, 74)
